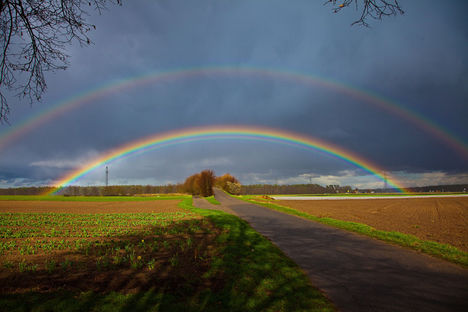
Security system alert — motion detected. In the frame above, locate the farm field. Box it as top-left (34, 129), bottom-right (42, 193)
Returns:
top-left (271, 194), bottom-right (468, 200)
top-left (0, 196), bottom-right (333, 311)
top-left (274, 197), bottom-right (468, 252)
top-left (0, 199), bottom-right (185, 214)
top-left (0, 195), bottom-right (186, 202)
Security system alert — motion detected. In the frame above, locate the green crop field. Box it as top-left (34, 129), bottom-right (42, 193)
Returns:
top-left (0, 197), bottom-right (334, 311)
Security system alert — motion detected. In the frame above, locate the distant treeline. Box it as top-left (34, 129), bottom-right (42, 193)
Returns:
top-left (0, 185), bottom-right (182, 196)
top-left (1, 183), bottom-right (466, 196)
top-left (239, 184), bottom-right (353, 195)
top-left (392, 184), bottom-right (467, 193)
top-left (0, 186), bottom-right (56, 196)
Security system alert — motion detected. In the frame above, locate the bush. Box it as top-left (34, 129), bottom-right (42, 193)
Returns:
top-left (225, 181), bottom-right (241, 195)
top-left (215, 173), bottom-right (240, 193)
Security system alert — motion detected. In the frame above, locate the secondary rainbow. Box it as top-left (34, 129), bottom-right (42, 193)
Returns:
top-left (1, 66), bottom-right (467, 159)
top-left (45, 125), bottom-right (408, 195)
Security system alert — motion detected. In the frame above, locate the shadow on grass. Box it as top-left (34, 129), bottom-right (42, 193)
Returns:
top-left (0, 199), bottom-right (334, 312)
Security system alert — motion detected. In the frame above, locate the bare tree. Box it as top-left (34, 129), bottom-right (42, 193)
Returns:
top-left (0, 0), bottom-right (121, 123)
top-left (326, 0), bottom-right (404, 26)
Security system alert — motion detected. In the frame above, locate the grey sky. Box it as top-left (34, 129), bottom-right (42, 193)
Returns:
top-left (1, 0), bottom-right (467, 189)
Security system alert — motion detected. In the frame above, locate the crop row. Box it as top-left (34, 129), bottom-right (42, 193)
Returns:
top-left (0, 212), bottom-right (196, 226)
top-left (1, 211), bottom-right (218, 273)
top-left (0, 212), bottom-right (200, 239)
top-left (2, 226), bottom-right (218, 274)
top-left (0, 212), bottom-right (211, 255)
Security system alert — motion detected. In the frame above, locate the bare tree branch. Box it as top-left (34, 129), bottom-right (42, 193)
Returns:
top-left (0, 0), bottom-right (121, 123)
top-left (0, 1), bottom-right (403, 123)
top-left (325, 0), bottom-right (404, 27)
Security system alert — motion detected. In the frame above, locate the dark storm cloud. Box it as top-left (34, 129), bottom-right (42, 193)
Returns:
top-left (1, 0), bottom-right (467, 188)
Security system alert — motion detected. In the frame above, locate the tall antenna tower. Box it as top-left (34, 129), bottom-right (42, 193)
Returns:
top-left (383, 171), bottom-right (388, 191)
top-left (105, 166), bottom-right (109, 187)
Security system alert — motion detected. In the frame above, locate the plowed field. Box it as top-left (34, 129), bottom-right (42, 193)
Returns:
top-left (276, 197), bottom-right (468, 252)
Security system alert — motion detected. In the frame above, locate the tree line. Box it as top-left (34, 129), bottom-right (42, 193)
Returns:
top-left (364, 184), bottom-right (468, 194)
top-left (0, 184), bottom-right (180, 196)
top-left (0, 182), bottom-right (349, 196)
top-left (239, 184), bottom-right (353, 195)
top-left (3, 181), bottom-right (462, 196)
top-left (0, 170), bottom-right (243, 196)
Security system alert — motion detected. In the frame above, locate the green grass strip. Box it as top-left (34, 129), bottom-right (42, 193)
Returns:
top-left (242, 193), bottom-right (467, 198)
top-left (204, 195), bottom-right (221, 205)
top-left (239, 198), bottom-right (468, 267)
top-left (0, 195), bottom-right (189, 201)
top-left (179, 197), bottom-right (335, 311)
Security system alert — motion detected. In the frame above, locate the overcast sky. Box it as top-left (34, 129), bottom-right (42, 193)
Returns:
top-left (1, 0), bottom-right (467, 189)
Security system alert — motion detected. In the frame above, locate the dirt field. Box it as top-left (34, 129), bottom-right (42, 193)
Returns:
top-left (0, 200), bottom-right (185, 214)
top-left (276, 197), bottom-right (468, 252)
top-left (0, 199), bottom-right (221, 294)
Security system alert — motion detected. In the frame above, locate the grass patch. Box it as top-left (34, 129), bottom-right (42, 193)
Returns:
top-left (241, 193), bottom-right (467, 198)
top-left (0, 195), bottom-right (189, 202)
top-left (204, 196), bottom-right (221, 205)
top-left (0, 198), bottom-right (335, 311)
top-left (239, 198), bottom-right (468, 267)
top-left (178, 198), bottom-right (335, 311)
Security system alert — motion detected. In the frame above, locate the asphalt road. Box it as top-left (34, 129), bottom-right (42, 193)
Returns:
top-left (209, 189), bottom-right (468, 312)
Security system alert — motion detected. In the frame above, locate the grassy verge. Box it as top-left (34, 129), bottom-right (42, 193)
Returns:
top-left (238, 198), bottom-right (468, 267)
top-left (178, 198), bottom-right (335, 311)
top-left (204, 195), bottom-right (221, 205)
top-left (242, 193), bottom-right (467, 198)
top-left (0, 195), bottom-right (189, 201)
top-left (0, 197), bottom-right (335, 312)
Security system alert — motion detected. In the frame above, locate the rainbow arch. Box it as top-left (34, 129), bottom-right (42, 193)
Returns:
top-left (45, 125), bottom-right (408, 195)
top-left (1, 66), bottom-right (467, 159)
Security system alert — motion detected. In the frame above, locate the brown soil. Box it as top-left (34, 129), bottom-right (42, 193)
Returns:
top-left (0, 198), bottom-right (224, 295)
top-left (0, 200), bottom-right (185, 214)
top-left (0, 229), bottom-right (224, 294)
top-left (0, 228), bottom-right (224, 294)
top-left (275, 197), bottom-right (468, 252)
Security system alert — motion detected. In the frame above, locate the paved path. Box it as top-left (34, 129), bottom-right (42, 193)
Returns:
top-left (210, 189), bottom-right (468, 312)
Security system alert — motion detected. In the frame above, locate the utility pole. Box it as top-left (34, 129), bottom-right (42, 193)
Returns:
top-left (383, 171), bottom-right (388, 191)
top-left (105, 166), bottom-right (109, 187)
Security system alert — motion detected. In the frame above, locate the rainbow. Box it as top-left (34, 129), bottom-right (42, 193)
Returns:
top-left (1, 66), bottom-right (467, 159)
top-left (45, 125), bottom-right (409, 195)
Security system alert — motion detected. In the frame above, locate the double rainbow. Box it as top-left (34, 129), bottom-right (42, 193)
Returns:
top-left (45, 125), bottom-right (408, 195)
top-left (1, 66), bottom-right (467, 159)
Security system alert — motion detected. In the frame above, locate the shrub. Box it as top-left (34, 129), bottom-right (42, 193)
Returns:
top-left (225, 181), bottom-right (241, 195)
top-left (215, 173), bottom-right (239, 191)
